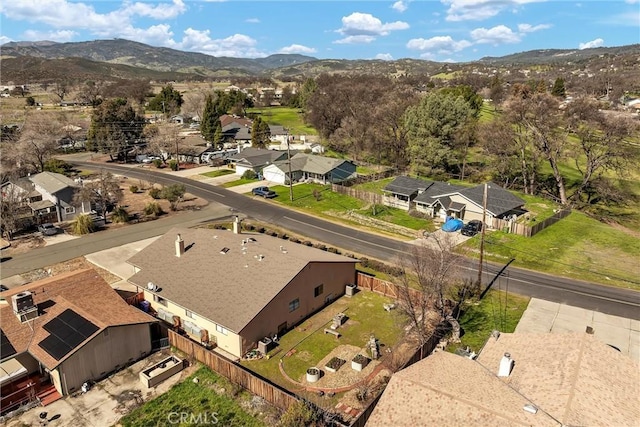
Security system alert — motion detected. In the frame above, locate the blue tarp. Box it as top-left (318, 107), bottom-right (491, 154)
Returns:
top-left (442, 218), bottom-right (464, 232)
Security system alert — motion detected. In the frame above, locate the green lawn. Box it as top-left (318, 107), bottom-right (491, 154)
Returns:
top-left (119, 366), bottom-right (267, 427)
top-left (462, 211), bottom-right (640, 289)
top-left (447, 290), bottom-right (530, 354)
top-left (352, 177), bottom-right (394, 194)
top-left (515, 193), bottom-right (561, 224)
top-left (358, 204), bottom-right (434, 231)
top-left (242, 291), bottom-right (405, 388)
top-left (270, 183), bottom-right (366, 214)
top-left (247, 107), bottom-right (317, 135)
top-left (221, 177), bottom-right (259, 188)
top-left (200, 169), bottom-right (234, 178)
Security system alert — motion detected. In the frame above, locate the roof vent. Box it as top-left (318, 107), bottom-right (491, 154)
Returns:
top-left (523, 404), bottom-right (538, 414)
top-left (220, 247), bottom-right (230, 254)
top-left (498, 352), bottom-right (514, 377)
top-left (175, 234), bottom-right (185, 257)
top-left (147, 282), bottom-right (159, 292)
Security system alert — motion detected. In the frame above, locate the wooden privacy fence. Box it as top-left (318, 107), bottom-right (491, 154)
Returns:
top-left (168, 330), bottom-right (298, 411)
top-left (356, 272), bottom-right (423, 303)
top-left (492, 209), bottom-right (571, 237)
top-left (331, 184), bottom-right (384, 205)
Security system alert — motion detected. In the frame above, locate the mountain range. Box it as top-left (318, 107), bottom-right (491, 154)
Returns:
top-left (1, 39), bottom-right (639, 83)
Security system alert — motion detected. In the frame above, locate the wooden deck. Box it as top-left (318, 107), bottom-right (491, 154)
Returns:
top-left (0, 372), bottom-right (60, 414)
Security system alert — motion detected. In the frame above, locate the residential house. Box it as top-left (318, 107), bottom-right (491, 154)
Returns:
top-left (29, 172), bottom-right (92, 223)
top-left (268, 125), bottom-right (289, 144)
top-left (227, 148), bottom-right (290, 177)
top-left (126, 226), bottom-right (357, 360)
top-left (262, 153), bottom-right (356, 185)
top-left (221, 122), bottom-right (252, 150)
top-left (0, 269), bottom-right (156, 412)
top-left (383, 176), bottom-right (526, 224)
top-left (366, 332), bottom-right (640, 426)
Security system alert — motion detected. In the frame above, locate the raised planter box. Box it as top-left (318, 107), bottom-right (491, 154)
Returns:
top-left (324, 357), bottom-right (345, 373)
top-left (306, 367), bottom-right (321, 383)
top-left (351, 355), bottom-right (370, 372)
top-left (140, 355), bottom-right (184, 388)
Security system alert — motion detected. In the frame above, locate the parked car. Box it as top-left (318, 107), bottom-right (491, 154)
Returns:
top-left (38, 223), bottom-right (58, 236)
top-left (251, 186), bottom-right (277, 198)
top-left (461, 220), bottom-right (483, 237)
top-left (141, 155), bottom-right (161, 164)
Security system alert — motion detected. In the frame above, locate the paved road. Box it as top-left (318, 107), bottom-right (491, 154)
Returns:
top-left (2, 160), bottom-right (638, 319)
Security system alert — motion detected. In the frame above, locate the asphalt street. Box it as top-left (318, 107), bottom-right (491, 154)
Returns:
top-left (2, 160), bottom-right (638, 320)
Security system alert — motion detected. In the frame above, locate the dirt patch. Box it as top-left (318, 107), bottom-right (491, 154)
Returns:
top-left (20, 257), bottom-right (122, 284)
top-left (603, 219), bottom-right (640, 238)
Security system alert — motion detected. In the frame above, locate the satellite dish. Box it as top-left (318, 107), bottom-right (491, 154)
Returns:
top-left (147, 282), bottom-right (158, 291)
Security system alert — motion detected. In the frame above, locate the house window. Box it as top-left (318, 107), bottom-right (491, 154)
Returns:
top-left (289, 298), bottom-right (300, 312)
top-left (153, 294), bottom-right (167, 306)
top-left (314, 284), bottom-right (324, 297)
top-left (216, 324), bottom-right (228, 336)
top-left (65, 206), bottom-right (75, 214)
top-left (185, 310), bottom-right (194, 319)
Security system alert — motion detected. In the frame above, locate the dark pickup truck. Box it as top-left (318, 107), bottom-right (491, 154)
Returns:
top-left (252, 186), bottom-right (277, 198)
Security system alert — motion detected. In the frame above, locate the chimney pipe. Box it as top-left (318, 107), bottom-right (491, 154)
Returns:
top-left (175, 234), bottom-right (185, 257)
top-left (233, 215), bottom-right (241, 234)
top-left (498, 352), bottom-right (513, 377)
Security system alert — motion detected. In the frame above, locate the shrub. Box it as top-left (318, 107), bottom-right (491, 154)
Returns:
top-left (111, 206), bottom-right (129, 223)
top-left (152, 158), bottom-right (162, 168)
top-left (148, 187), bottom-right (162, 199)
top-left (168, 160), bottom-right (178, 171)
top-left (129, 185), bottom-right (139, 193)
top-left (143, 202), bottom-right (164, 216)
top-left (160, 184), bottom-right (186, 211)
top-left (241, 170), bottom-right (257, 180)
top-left (71, 214), bottom-right (95, 235)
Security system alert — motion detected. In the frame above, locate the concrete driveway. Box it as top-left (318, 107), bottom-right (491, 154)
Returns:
top-left (516, 298), bottom-right (640, 362)
top-left (2, 350), bottom-right (197, 427)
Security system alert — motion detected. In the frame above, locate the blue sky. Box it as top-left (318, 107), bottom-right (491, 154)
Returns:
top-left (1, 1), bottom-right (638, 62)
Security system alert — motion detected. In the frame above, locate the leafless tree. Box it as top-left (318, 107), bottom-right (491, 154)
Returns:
top-left (395, 233), bottom-right (464, 346)
top-left (0, 176), bottom-right (31, 240)
top-left (143, 122), bottom-right (182, 162)
top-left (73, 170), bottom-right (123, 220)
top-left (16, 112), bottom-right (64, 172)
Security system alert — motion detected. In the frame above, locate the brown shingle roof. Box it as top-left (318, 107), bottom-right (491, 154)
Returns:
top-left (0, 269), bottom-right (155, 369)
top-left (127, 227), bottom-right (357, 333)
top-left (368, 332), bottom-right (640, 427)
top-left (366, 351), bottom-right (560, 427)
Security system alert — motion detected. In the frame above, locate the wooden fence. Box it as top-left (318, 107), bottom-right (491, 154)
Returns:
top-left (356, 272), bottom-right (423, 303)
top-left (491, 208), bottom-right (571, 237)
top-left (331, 184), bottom-right (384, 205)
top-left (168, 330), bottom-right (298, 411)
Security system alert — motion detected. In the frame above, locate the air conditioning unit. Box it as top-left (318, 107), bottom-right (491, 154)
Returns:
top-left (12, 291), bottom-right (35, 313)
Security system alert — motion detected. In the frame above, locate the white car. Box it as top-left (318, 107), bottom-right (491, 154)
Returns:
top-left (141, 156), bottom-right (161, 164)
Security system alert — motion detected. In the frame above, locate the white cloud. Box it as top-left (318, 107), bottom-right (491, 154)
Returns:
top-left (0, 35), bottom-right (13, 45)
top-left (334, 35), bottom-right (377, 45)
top-left (336, 12), bottom-right (409, 43)
top-left (120, 0), bottom-right (186, 20)
top-left (579, 38), bottom-right (604, 49)
top-left (517, 23), bottom-right (551, 33)
top-left (442, 0), bottom-right (546, 22)
top-left (245, 18), bottom-right (260, 23)
top-left (392, 1), bottom-right (408, 12)
top-left (406, 35), bottom-right (471, 54)
top-left (470, 25), bottom-right (521, 44)
top-left (278, 44), bottom-right (316, 54)
top-left (177, 30), bottom-right (265, 57)
top-left (375, 53), bottom-right (394, 60)
top-left (22, 29), bottom-right (77, 42)
top-left (625, 0), bottom-right (638, 3)
top-left (111, 24), bottom-right (176, 47)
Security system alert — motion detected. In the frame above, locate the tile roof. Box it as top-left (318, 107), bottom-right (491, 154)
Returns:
top-left (383, 176), bottom-right (432, 196)
top-left (29, 172), bottom-right (78, 194)
top-left (126, 227), bottom-right (357, 333)
top-left (0, 269), bottom-right (155, 369)
top-left (369, 332), bottom-right (640, 426)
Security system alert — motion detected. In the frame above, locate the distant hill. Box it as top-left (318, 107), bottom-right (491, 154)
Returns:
top-left (1, 38), bottom-right (639, 83)
top-left (0, 39), bottom-right (318, 76)
top-left (477, 44), bottom-right (640, 65)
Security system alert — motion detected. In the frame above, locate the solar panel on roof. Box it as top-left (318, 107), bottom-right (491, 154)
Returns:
top-left (38, 309), bottom-right (99, 361)
top-left (0, 329), bottom-right (17, 359)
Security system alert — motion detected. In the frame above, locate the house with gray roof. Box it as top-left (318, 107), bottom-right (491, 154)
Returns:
top-left (227, 147), bottom-right (290, 177)
top-left (367, 332), bottom-right (640, 426)
top-left (261, 153), bottom-right (356, 185)
top-left (126, 225), bottom-right (357, 359)
top-left (27, 172), bottom-right (91, 223)
top-left (383, 176), bottom-right (525, 224)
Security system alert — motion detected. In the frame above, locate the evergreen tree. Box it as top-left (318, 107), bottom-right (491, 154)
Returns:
top-left (251, 117), bottom-right (271, 148)
top-left (551, 77), bottom-right (566, 98)
top-left (148, 84), bottom-right (183, 117)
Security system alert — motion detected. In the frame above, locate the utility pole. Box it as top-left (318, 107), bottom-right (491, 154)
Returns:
top-left (287, 134), bottom-right (293, 201)
top-left (477, 183), bottom-right (488, 290)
